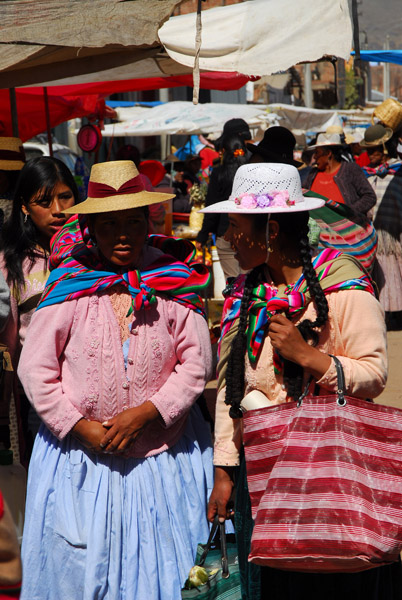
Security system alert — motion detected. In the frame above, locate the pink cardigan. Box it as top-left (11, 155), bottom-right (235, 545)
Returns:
top-left (18, 292), bottom-right (212, 458)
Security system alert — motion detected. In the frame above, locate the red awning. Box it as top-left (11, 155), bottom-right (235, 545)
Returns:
top-left (37, 72), bottom-right (253, 96)
top-left (0, 72), bottom-right (254, 142)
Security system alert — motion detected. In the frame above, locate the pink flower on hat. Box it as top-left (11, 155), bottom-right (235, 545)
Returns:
top-left (270, 190), bottom-right (291, 206)
top-left (236, 193), bottom-right (257, 208)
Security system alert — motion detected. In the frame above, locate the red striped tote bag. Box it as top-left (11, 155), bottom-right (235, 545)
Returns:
top-left (242, 356), bottom-right (402, 573)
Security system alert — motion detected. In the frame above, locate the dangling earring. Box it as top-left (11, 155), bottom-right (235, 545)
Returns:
top-left (90, 236), bottom-right (97, 247)
top-left (24, 214), bottom-right (28, 224)
top-left (267, 243), bottom-right (273, 254)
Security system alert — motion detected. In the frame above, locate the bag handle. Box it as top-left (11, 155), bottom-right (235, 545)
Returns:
top-left (198, 516), bottom-right (230, 579)
top-left (298, 355), bottom-right (346, 407)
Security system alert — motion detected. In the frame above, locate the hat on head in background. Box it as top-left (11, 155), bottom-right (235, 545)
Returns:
top-left (345, 132), bottom-right (363, 145)
top-left (325, 124), bottom-right (344, 136)
top-left (138, 160), bottom-right (166, 187)
top-left (214, 118), bottom-right (251, 149)
top-left (247, 126), bottom-right (302, 168)
top-left (359, 124), bottom-right (393, 148)
top-left (222, 118), bottom-right (251, 138)
top-left (64, 160), bottom-right (175, 215)
top-left (0, 137), bottom-right (25, 170)
top-left (200, 163), bottom-right (324, 214)
top-left (309, 132), bottom-right (343, 150)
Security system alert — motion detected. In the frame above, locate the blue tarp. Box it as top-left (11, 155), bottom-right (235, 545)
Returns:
top-left (106, 100), bottom-right (164, 108)
top-left (353, 50), bottom-right (402, 65)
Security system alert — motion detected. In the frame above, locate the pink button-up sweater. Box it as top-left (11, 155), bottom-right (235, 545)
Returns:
top-left (18, 291), bottom-right (212, 458)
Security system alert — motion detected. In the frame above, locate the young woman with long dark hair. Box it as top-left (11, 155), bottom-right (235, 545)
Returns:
top-left (0, 156), bottom-right (77, 462)
top-left (203, 163), bottom-right (396, 600)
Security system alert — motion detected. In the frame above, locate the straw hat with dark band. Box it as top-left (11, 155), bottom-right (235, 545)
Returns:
top-left (64, 160), bottom-right (175, 215)
top-left (359, 124), bottom-right (393, 148)
top-left (0, 137), bottom-right (25, 170)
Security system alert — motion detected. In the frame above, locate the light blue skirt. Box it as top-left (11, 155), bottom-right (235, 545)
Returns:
top-left (21, 405), bottom-right (213, 600)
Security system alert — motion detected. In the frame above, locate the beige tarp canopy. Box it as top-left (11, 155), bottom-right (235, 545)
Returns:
top-left (0, 0), bottom-right (355, 89)
top-left (160, 0), bottom-right (353, 76)
top-left (0, 0), bottom-right (185, 88)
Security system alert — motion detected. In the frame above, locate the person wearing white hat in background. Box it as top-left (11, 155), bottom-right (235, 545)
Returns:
top-left (345, 131), bottom-right (365, 162)
top-left (360, 124), bottom-right (402, 329)
top-left (17, 160), bottom-right (214, 600)
top-left (204, 163), bottom-right (393, 599)
top-left (304, 132), bottom-right (376, 224)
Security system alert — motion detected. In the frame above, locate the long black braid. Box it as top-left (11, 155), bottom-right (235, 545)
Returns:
top-left (283, 218), bottom-right (329, 400)
top-left (225, 265), bottom-right (265, 418)
top-left (225, 212), bottom-right (329, 416)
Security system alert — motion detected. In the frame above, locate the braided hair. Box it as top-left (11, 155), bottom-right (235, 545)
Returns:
top-left (225, 212), bottom-right (329, 416)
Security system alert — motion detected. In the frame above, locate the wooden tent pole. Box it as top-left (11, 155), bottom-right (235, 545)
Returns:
top-left (9, 88), bottom-right (19, 137)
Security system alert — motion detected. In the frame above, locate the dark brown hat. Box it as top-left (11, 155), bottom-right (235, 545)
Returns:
top-left (359, 124), bottom-right (393, 148)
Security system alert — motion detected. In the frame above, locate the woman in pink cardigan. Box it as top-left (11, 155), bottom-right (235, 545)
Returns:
top-left (18, 160), bottom-right (214, 600)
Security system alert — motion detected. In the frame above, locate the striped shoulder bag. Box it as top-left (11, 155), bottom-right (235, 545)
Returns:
top-left (242, 356), bottom-right (402, 573)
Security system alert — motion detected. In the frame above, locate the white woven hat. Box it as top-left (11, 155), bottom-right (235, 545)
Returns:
top-left (200, 163), bottom-right (324, 214)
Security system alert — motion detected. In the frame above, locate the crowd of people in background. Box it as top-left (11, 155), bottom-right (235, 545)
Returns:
top-left (1, 96), bottom-right (402, 599)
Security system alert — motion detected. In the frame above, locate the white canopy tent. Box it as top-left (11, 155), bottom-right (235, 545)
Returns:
top-left (100, 102), bottom-right (268, 138)
top-left (97, 102), bottom-right (373, 144)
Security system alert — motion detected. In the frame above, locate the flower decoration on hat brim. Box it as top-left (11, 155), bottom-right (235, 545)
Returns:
top-left (232, 190), bottom-right (295, 209)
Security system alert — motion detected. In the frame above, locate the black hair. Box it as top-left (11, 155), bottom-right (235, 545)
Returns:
top-left (0, 157), bottom-right (79, 290)
top-left (385, 132), bottom-right (400, 159)
top-left (321, 145), bottom-right (343, 163)
top-left (225, 212), bottom-right (329, 417)
top-left (115, 144), bottom-right (141, 167)
top-left (215, 135), bottom-right (248, 197)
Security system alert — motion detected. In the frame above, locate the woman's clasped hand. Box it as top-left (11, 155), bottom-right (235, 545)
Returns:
top-left (72, 402), bottom-right (159, 454)
top-left (101, 402), bottom-right (159, 453)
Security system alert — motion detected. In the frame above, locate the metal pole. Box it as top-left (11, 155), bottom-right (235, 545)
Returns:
top-left (43, 87), bottom-right (53, 157)
top-left (9, 88), bottom-right (19, 137)
top-left (304, 64), bottom-right (313, 108)
top-left (383, 36), bottom-right (390, 100)
top-left (159, 88), bottom-right (169, 160)
top-left (351, 0), bottom-right (365, 105)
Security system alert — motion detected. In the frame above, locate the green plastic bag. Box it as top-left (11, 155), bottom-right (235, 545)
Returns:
top-left (181, 518), bottom-right (242, 600)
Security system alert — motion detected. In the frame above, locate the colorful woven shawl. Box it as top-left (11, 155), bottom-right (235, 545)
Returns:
top-left (362, 161), bottom-right (402, 178)
top-left (37, 215), bottom-right (210, 317)
top-left (218, 248), bottom-right (375, 369)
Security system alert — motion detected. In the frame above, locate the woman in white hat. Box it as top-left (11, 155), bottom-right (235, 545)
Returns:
top-left (17, 160), bottom-right (213, 600)
top-left (205, 163), bottom-right (395, 599)
top-left (304, 132), bottom-right (376, 223)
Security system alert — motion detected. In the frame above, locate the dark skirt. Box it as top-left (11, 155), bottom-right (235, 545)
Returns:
top-left (235, 454), bottom-right (402, 600)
